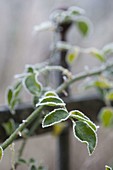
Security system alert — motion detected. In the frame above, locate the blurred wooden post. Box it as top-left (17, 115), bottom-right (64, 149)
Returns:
top-left (57, 10), bottom-right (72, 170)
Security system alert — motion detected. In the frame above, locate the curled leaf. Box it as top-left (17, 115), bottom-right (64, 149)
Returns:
top-left (73, 121), bottom-right (97, 155)
top-left (70, 110), bottom-right (97, 131)
top-left (24, 74), bottom-right (42, 95)
top-left (37, 96), bottom-right (65, 107)
top-left (70, 110), bottom-right (89, 120)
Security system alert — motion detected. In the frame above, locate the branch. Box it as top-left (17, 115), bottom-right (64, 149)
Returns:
top-left (33, 21), bottom-right (55, 34)
top-left (1, 106), bottom-right (43, 150)
top-left (56, 61), bottom-right (113, 94)
top-left (1, 61), bottom-right (113, 150)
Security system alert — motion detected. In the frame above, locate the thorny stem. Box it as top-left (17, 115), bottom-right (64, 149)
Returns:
top-left (1, 61), bottom-right (113, 150)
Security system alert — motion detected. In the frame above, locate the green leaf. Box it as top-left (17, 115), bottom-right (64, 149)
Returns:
top-left (73, 121), bottom-right (97, 155)
top-left (38, 166), bottom-right (47, 170)
top-left (33, 96), bottom-right (39, 106)
top-left (30, 164), bottom-right (37, 170)
top-left (67, 53), bottom-right (75, 63)
top-left (53, 122), bottom-right (67, 136)
top-left (14, 81), bottom-right (22, 90)
top-left (76, 20), bottom-right (89, 36)
top-left (68, 6), bottom-right (85, 15)
top-left (99, 107), bottom-right (113, 127)
top-left (14, 82), bottom-right (22, 98)
top-left (66, 48), bottom-right (79, 64)
top-left (102, 43), bottom-right (113, 55)
top-left (26, 65), bottom-right (34, 73)
top-left (45, 91), bottom-right (58, 97)
top-left (17, 158), bottom-right (27, 165)
top-left (70, 110), bottom-right (97, 131)
top-left (90, 48), bottom-right (105, 62)
top-left (84, 120), bottom-right (98, 132)
top-left (29, 158), bottom-right (35, 164)
top-left (105, 90), bottom-right (113, 101)
top-left (37, 96), bottom-right (65, 107)
top-left (2, 119), bottom-right (16, 136)
top-left (42, 108), bottom-right (69, 128)
top-left (7, 82), bottom-right (22, 113)
top-left (0, 146), bottom-right (3, 161)
top-left (24, 74), bottom-right (42, 95)
top-left (10, 98), bottom-right (19, 113)
top-left (7, 88), bottom-right (13, 105)
top-left (105, 165), bottom-right (112, 170)
top-left (93, 79), bottom-right (113, 89)
top-left (70, 110), bottom-right (89, 120)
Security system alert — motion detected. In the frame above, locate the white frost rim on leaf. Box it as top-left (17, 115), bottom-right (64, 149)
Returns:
top-left (70, 110), bottom-right (90, 120)
top-left (71, 114), bottom-right (98, 132)
top-left (45, 91), bottom-right (58, 97)
top-left (42, 108), bottom-right (70, 128)
top-left (105, 165), bottom-right (112, 170)
top-left (23, 74), bottom-right (42, 95)
top-left (73, 121), bottom-right (98, 156)
top-left (36, 96), bottom-right (65, 107)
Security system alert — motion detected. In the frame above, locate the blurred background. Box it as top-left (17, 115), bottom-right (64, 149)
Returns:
top-left (1, 0), bottom-right (113, 104)
top-left (0, 0), bottom-right (113, 169)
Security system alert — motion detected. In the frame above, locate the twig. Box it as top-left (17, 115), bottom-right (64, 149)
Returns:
top-left (10, 117), bottom-right (41, 170)
top-left (1, 106), bottom-right (43, 150)
top-left (1, 61), bottom-right (113, 151)
top-left (56, 61), bottom-right (113, 94)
